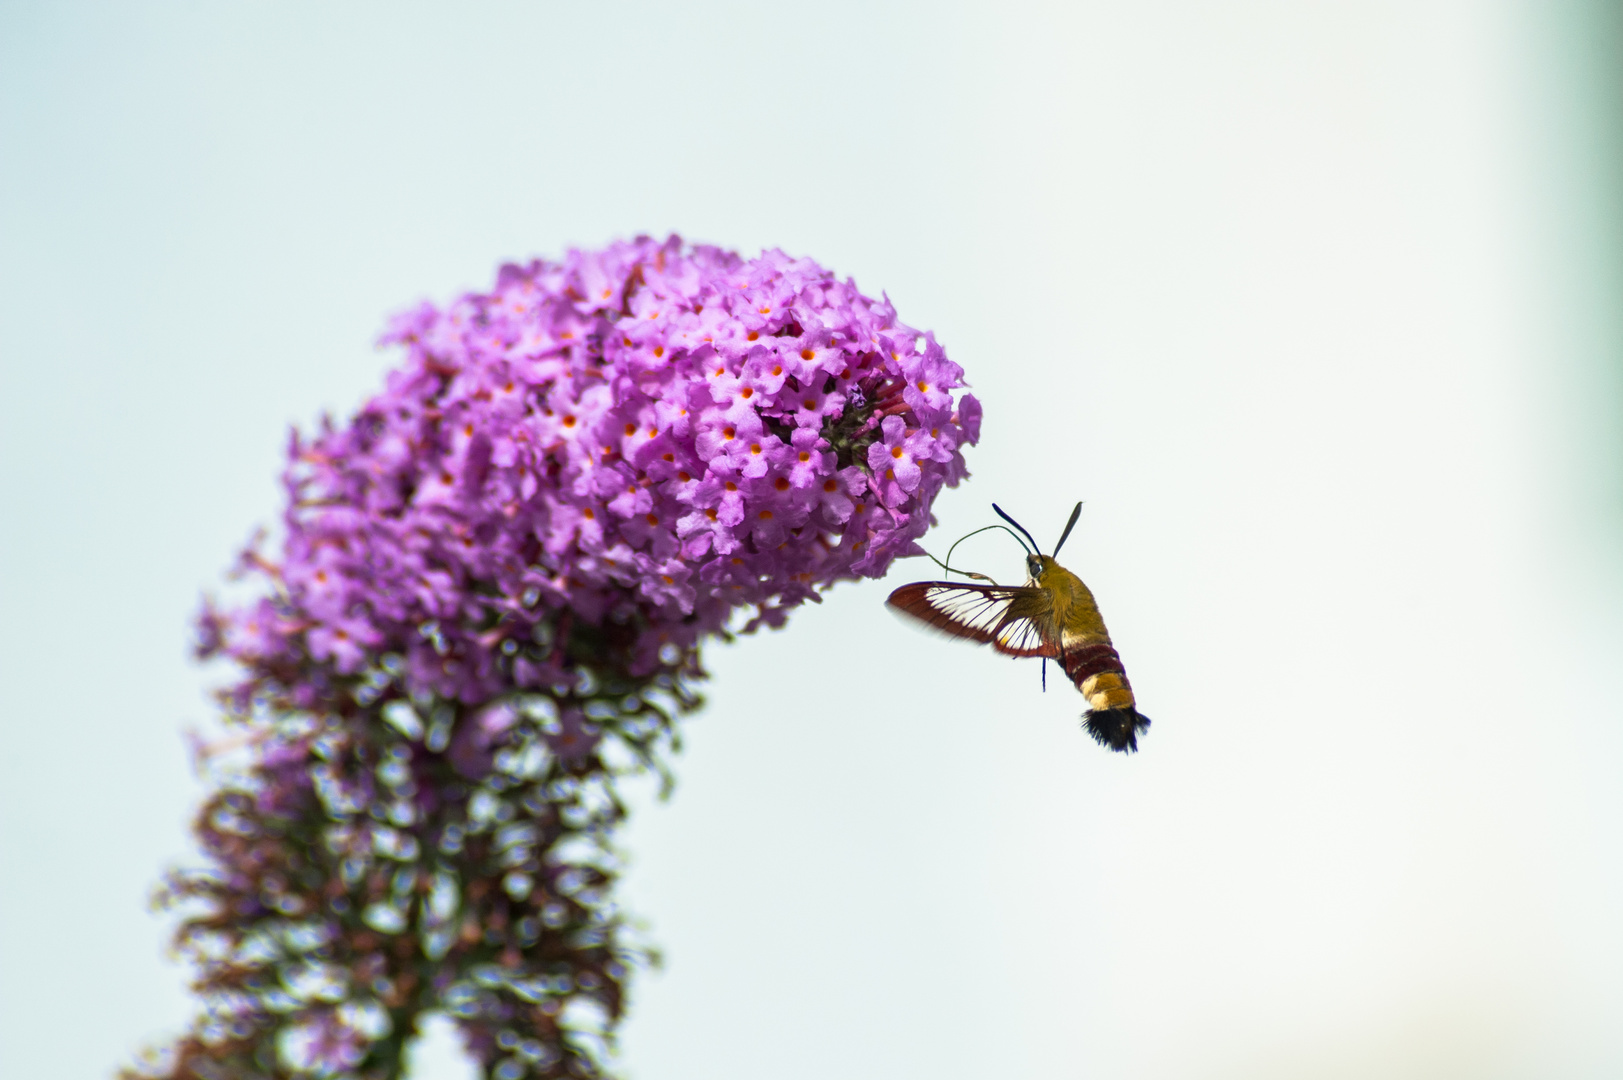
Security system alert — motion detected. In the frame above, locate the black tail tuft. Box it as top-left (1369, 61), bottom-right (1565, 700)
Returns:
top-left (1083, 707), bottom-right (1152, 753)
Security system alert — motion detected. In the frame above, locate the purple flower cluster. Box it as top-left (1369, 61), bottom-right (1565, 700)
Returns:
top-left (216, 236), bottom-right (978, 704)
top-left (130, 237), bottom-right (978, 1080)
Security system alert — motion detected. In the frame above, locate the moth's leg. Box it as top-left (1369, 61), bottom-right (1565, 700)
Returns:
top-left (1041, 657), bottom-right (1047, 692)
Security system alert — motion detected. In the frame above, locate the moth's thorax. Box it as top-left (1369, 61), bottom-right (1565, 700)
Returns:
top-left (1030, 554), bottom-right (1084, 595)
top-left (1032, 554), bottom-right (1111, 645)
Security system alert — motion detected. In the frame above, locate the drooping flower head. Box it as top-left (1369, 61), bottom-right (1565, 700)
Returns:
top-left (218, 235), bottom-right (978, 701)
top-left (136, 237), bottom-right (979, 1080)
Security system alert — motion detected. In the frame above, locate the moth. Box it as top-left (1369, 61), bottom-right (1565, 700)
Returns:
top-left (886, 502), bottom-right (1152, 753)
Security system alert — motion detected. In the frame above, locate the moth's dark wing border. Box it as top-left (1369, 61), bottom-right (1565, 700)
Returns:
top-left (886, 581), bottom-right (1058, 658)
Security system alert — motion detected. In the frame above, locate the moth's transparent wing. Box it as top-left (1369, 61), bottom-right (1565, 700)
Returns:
top-left (886, 582), bottom-right (1059, 658)
top-left (993, 611), bottom-right (1055, 657)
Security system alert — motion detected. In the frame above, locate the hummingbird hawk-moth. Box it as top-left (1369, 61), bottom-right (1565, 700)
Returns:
top-left (886, 502), bottom-right (1151, 753)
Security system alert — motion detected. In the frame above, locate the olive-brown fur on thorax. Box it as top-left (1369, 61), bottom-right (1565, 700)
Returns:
top-left (1027, 554), bottom-right (1111, 647)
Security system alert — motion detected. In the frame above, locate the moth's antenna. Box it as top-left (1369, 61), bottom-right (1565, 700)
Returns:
top-left (1053, 501), bottom-right (1084, 556)
top-left (991, 503), bottom-right (1040, 556)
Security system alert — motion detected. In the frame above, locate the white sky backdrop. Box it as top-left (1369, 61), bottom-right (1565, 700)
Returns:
top-left (3, 2), bottom-right (1621, 1078)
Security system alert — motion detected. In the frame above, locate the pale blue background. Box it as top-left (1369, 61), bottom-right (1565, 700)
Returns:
top-left (3, 3), bottom-right (1621, 1078)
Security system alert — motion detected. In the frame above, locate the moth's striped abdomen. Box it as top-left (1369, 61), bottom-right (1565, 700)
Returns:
top-left (1059, 641), bottom-right (1151, 753)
